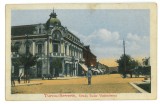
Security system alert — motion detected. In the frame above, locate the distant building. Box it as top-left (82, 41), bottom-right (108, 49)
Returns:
top-left (83, 46), bottom-right (97, 67)
top-left (142, 57), bottom-right (150, 67)
top-left (96, 62), bottom-right (109, 74)
top-left (11, 10), bottom-right (96, 78)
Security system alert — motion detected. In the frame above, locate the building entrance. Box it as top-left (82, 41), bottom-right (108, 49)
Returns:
top-left (37, 61), bottom-right (42, 77)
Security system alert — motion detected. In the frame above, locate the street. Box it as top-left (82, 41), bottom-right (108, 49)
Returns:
top-left (11, 74), bottom-right (144, 94)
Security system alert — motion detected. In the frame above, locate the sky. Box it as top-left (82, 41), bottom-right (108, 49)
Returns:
top-left (12, 9), bottom-right (150, 66)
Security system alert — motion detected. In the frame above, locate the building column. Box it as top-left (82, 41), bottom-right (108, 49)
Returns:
top-left (32, 41), bottom-right (35, 56)
top-left (64, 44), bottom-right (66, 55)
top-left (67, 45), bottom-right (69, 56)
top-left (45, 41), bottom-right (47, 55)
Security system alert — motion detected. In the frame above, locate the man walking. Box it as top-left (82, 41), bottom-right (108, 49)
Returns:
top-left (87, 66), bottom-right (92, 85)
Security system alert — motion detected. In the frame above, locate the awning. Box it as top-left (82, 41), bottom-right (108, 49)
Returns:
top-left (91, 68), bottom-right (96, 71)
top-left (91, 68), bottom-right (99, 72)
top-left (91, 68), bottom-right (101, 74)
top-left (99, 69), bottom-right (104, 73)
top-left (79, 63), bottom-right (88, 72)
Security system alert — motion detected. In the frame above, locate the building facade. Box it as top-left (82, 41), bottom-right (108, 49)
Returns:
top-left (11, 10), bottom-right (93, 78)
top-left (83, 46), bottom-right (97, 67)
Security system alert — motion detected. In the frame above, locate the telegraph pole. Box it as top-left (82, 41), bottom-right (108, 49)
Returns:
top-left (123, 40), bottom-right (126, 78)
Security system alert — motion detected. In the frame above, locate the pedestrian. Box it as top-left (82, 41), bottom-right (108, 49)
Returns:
top-left (18, 73), bottom-right (22, 84)
top-left (18, 76), bottom-right (20, 84)
top-left (27, 74), bottom-right (30, 83)
top-left (82, 71), bottom-right (84, 76)
top-left (87, 66), bottom-right (92, 85)
top-left (11, 74), bottom-right (15, 87)
top-left (42, 74), bottom-right (45, 80)
top-left (24, 74), bottom-right (27, 83)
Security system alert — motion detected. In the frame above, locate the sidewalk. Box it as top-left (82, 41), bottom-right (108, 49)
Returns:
top-left (13, 76), bottom-right (83, 86)
top-left (41, 76), bottom-right (85, 80)
top-left (14, 82), bottom-right (42, 86)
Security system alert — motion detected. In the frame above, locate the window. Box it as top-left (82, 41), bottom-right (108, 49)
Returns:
top-left (55, 34), bottom-right (58, 39)
top-left (69, 47), bottom-right (71, 56)
top-left (52, 30), bottom-right (61, 40)
top-left (26, 45), bottom-right (30, 53)
top-left (13, 42), bottom-right (21, 53)
top-left (53, 44), bottom-right (59, 52)
top-left (38, 44), bottom-right (42, 54)
top-left (39, 28), bottom-right (41, 34)
top-left (65, 45), bottom-right (67, 55)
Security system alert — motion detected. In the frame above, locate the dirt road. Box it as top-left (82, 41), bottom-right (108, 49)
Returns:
top-left (11, 74), bottom-right (144, 94)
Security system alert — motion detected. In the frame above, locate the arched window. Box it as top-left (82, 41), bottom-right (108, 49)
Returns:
top-left (52, 30), bottom-right (61, 40)
top-left (54, 34), bottom-right (58, 39)
top-left (36, 41), bottom-right (44, 54)
top-left (52, 30), bottom-right (62, 53)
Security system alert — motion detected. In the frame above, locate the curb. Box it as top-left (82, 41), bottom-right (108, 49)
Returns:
top-left (129, 82), bottom-right (149, 93)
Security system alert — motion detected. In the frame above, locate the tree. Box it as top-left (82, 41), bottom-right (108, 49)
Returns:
top-left (12, 52), bottom-right (38, 82)
top-left (116, 54), bottom-right (139, 78)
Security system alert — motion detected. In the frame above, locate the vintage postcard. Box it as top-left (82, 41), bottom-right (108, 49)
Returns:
top-left (6, 3), bottom-right (157, 100)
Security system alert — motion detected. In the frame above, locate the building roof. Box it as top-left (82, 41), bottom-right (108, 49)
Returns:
top-left (11, 24), bottom-right (37, 36)
top-left (11, 23), bottom-right (47, 36)
top-left (49, 18), bottom-right (61, 26)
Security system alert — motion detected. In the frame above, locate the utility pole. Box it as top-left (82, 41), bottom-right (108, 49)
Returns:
top-left (123, 40), bottom-right (126, 78)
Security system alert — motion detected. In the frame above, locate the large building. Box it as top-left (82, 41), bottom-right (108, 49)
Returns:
top-left (11, 10), bottom-right (96, 78)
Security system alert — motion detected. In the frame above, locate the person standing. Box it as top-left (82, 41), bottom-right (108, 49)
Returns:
top-left (11, 73), bottom-right (15, 87)
top-left (27, 74), bottom-right (30, 83)
top-left (87, 66), bottom-right (92, 85)
top-left (18, 73), bottom-right (22, 84)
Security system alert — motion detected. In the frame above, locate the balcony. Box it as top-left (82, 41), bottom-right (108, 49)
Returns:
top-left (35, 53), bottom-right (45, 57)
top-left (50, 52), bottom-right (65, 57)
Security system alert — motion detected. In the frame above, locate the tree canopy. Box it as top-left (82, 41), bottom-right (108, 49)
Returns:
top-left (116, 54), bottom-right (140, 74)
top-left (12, 52), bottom-right (38, 75)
